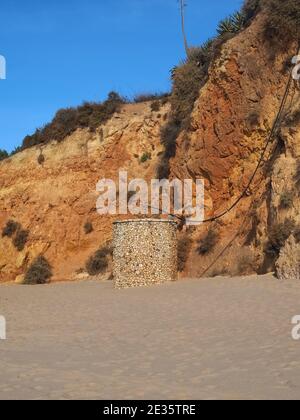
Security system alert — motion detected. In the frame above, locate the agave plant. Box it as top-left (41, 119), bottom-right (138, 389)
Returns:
top-left (217, 11), bottom-right (245, 36)
top-left (201, 39), bottom-right (215, 54)
top-left (217, 17), bottom-right (236, 35)
top-left (232, 11), bottom-right (246, 31)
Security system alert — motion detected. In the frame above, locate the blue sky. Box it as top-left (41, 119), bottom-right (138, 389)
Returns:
top-left (0, 0), bottom-right (243, 152)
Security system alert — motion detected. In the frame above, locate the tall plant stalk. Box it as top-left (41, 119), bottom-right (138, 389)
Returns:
top-left (180, 0), bottom-right (189, 57)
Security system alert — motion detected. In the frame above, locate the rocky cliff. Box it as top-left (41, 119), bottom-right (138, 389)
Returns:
top-left (170, 10), bottom-right (300, 278)
top-left (1, 8), bottom-right (300, 283)
top-left (0, 103), bottom-right (169, 282)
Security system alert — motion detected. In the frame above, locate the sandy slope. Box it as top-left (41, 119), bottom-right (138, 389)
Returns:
top-left (0, 275), bottom-right (300, 400)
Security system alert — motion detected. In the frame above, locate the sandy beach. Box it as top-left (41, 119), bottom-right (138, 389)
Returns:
top-left (0, 275), bottom-right (300, 400)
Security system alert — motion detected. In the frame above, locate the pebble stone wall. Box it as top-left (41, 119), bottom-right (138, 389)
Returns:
top-left (113, 219), bottom-right (178, 289)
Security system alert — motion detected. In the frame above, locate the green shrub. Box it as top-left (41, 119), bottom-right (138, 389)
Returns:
top-left (280, 191), bottom-right (293, 209)
top-left (140, 152), bottom-right (151, 163)
top-left (84, 221), bottom-right (93, 234)
top-left (24, 256), bottom-right (52, 285)
top-left (217, 12), bottom-right (245, 36)
top-left (2, 220), bottom-right (20, 238)
top-left (13, 229), bottom-right (29, 251)
top-left (177, 234), bottom-right (192, 272)
top-left (266, 218), bottom-right (296, 256)
top-left (85, 245), bottom-right (112, 276)
top-left (197, 228), bottom-right (219, 255)
top-left (0, 149), bottom-right (8, 161)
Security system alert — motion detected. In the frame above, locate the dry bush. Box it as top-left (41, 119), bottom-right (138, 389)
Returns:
top-left (21, 92), bottom-right (125, 151)
top-left (84, 222), bottom-right (93, 234)
top-left (13, 229), bottom-right (29, 251)
top-left (294, 226), bottom-right (300, 243)
top-left (157, 120), bottom-right (180, 178)
top-left (279, 191), bottom-right (293, 209)
top-left (209, 266), bottom-right (229, 278)
top-left (2, 220), bottom-right (29, 252)
top-left (177, 234), bottom-right (192, 272)
top-left (294, 161), bottom-right (300, 191)
top-left (133, 93), bottom-right (169, 103)
top-left (85, 244), bottom-right (112, 276)
top-left (246, 111), bottom-right (260, 129)
top-left (0, 149), bottom-right (8, 161)
top-left (242, 0), bottom-right (261, 24)
top-left (37, 153), bottom-right (45, 165)
top-left (197, 228), bottom-right (219, 255)
top-left (24, 256), bottom-right (52, 285)
top-left (235, 248), bottom-right (257, 275)
top-left (286, 110), bottom-right (300, 127)
top-left (150, 101), bottom-right (161, 112)
top-left (262, 0), bottom-right (300, 41)
top-left (266, 218), bottom-right (296, 256)
top-left (2, 220), bottom-right (20, 238)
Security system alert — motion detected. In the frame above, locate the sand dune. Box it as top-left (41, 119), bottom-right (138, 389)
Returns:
top-left (0, 274), bottom-right (300, 400)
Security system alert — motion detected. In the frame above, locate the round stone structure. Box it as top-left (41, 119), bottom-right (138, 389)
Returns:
top-left (113, 219), bottom-right (178, 289)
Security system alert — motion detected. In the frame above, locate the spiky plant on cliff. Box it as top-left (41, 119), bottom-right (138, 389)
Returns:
top-left (217, 12), bottom-right (245, 36)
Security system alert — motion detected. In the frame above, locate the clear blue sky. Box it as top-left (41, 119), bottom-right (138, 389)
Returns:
top-left (0, 0), bottom-right (242, 152)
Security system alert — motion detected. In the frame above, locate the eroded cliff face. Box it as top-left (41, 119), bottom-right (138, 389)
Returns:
top-left (0, 103), bottom-right (169, 282)
top-left (1, 12), bottom-right (300, 283)
top-left (170, 12), bottom-right (300, 277)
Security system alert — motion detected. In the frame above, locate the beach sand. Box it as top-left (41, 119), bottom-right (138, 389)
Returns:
top-left (0, 274), bottom-right (300, 400)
